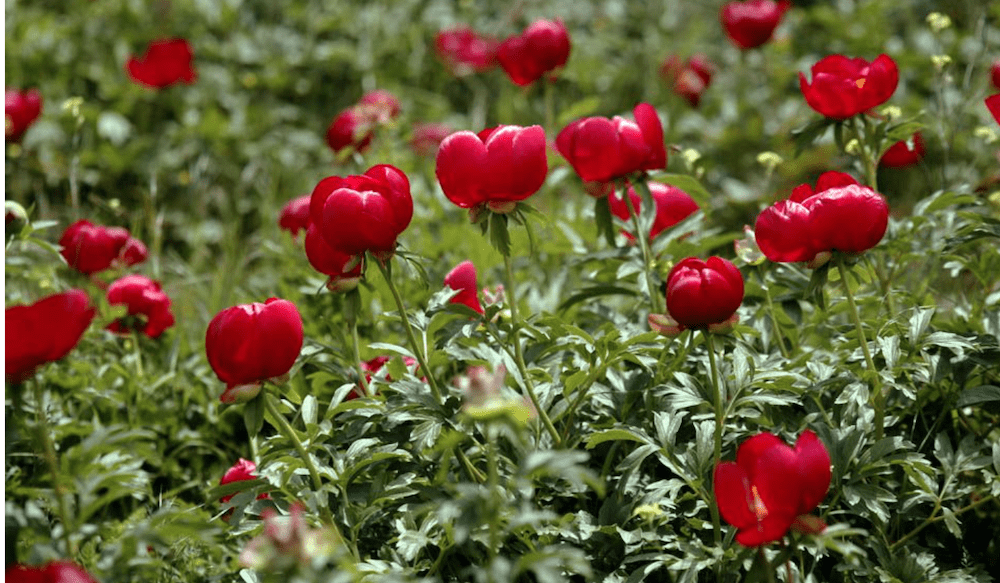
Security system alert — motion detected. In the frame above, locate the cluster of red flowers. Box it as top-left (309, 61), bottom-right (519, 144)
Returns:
top-left (436, 19), bottom-right (570, 87)
top-left (326, 89), bottom-right (402, 155)
top-left (659, 54), bottom-right (715, 108)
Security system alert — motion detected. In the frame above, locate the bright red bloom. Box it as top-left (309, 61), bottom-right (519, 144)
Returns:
top-left (126, 38), bottom-right (197, 88)
top-left (799, 54), bottom-right (899, 119)
top-left (309, 164), bottom-right (413, 261)
top-left (5, 561), bottom-right (98, 583)
top-left (879, 132), bottom-right (925, 168)
top-left (205, 298), bottom-right (304, 404)
top-left (665, 256), bottom-right (744, 329)
top-left (720, 0), bottom-right (791, 50)
top-left (106, 275), bottom-right (175, 338)
top-left (556, 103), bottom-right (666, 184)
top-left (444, 260), bottom-right (485, 314)
top-left (436, 125), bottom-right (548, 213)
top-left (435, 26), bottom-right (499, 76)
top-left (5, 290), bottom-right (95, 383)
top-left (714, 430), bottom-right (831, 546)
top-left (325, 107), bottom-right (375, 154)
top-left (754, 172), bottom-right (888, 265)
top-left (220, 458), bottom-right (270, 504)
top-left (304, 223), bottom-right (364, 292)
top-left (660, 55), bottom-right (715, 107)
top-left (279, 195), bottom-right (312, 238)
top-left (58, 220), bottom-right (148, 275)
top-left (609, 182), bottom-right (699, 240)
top-left (410, 122), bottom-right (453, 157)
top-left (5, 88), bottom-right (43, 143)
top-left (986, 94), bottom-right (1000, 126)
top-left (497, 19), bottom-right (571, 86)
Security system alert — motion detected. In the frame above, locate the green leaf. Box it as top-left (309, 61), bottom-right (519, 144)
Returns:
top-left (594, 195), bottom-right (616, 247)
top-left (791, 117), bottom-right (835, 156)
top-left (243, 392), bottom-right (266, 439)
top-left (956, 385), bottom-right (1000, 407)
top-left (585, 428), bottom-right (652, 449)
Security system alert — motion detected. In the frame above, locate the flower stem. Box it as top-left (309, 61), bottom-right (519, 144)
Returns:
top-left (503, 254), bottom-right (562, 446)
top-left (625, 180), bottom-right (664, 314)
top-left (759, 269), bottom-right (791, 358)
top-left (346, 292), bottom-right (373, 398)
top-left (373, 258), bottom-right (444, 404)
top-left (704, 330), bottom-right (724, 547)
top-left (835, 256), bottom-right (885, 439)
top-left (852, 116), bottom-right (879, 190)
top-left (32, 381), bottom-right (76, 556)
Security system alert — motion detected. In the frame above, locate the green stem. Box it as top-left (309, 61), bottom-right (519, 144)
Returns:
top-left (33, 381), bottom-right (76, 556)
top-left (543, 78), bottom-right (555, 135)
top-left (761, 548), bottom-right (778, 583)
top-left (455, 447), bottom-right (486, 484)
top-left (852, 116), bottom-right (879, 190)
top-left (503, 254), bottom-right (562, 446)
top-left (835, 256), bottom-right (885, 439)
top-left (758, 269), bottom-right (791, 358)
top-left (625, 180), bottom-right (664, 314)
top-left (889, 492), bottom-right (994, 550)
top-left (373, 258), bottom-right (444, 404)
top-left (705, 331), bottom-right (724, 547)
top-left (350, 319), bottom-right (372, 399)
top-left (557, 363), bottom-right (608, 444)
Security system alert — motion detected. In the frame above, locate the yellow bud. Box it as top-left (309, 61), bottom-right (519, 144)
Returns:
top-left (681, 148), bottom-right (701, 168)
top-left (62, 97), bottom-right (84, 118)
top-left (974, 126), bottom-right (998, 144)
top-left (880, 105), bottom-right (903, 121)
top-left (756, 151), bottom-right (784, 170)
top-left (845, 139), bottom-right (861, 155)
top-left (926, 12), bottom-right (952, 32)
top-left (931, 54), bottom-right (952, 71)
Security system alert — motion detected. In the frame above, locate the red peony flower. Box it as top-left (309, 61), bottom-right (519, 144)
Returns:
top-left (325, 107), bottom-right (375, 154)
top-left (660, 54), bottom-right (715, 108)
top-left (303, 223), bottom-right (364, 292)
top-left (754, 172), bottom-right (888, 266)
top-left (278, 195), bottom-right (312, 238)
top-left (665, 256), bottom-right (744, 330)
top-left (6, 290), bottom-right (95, 383)
top-left (205, 298), bottom-right (304, 404)
top-left (444, 260), bottom-right (485, 314)
top-left (991, 60), bottom-right (1000, 91)
top-left (720, 0), bottom-right (791, 50)
top-left (879, 132), bottom-right (925, 168)
top-left (220, 458), bottom-right (270, 504)
top-left (497, 19), bottom-right (571, 86)
top-left (556, 103), bottom-right (666, 183)
top-left (126, 38), bottom-right (197, 89)
top-left (409, 122), bottom-right (453, 158)
top-left (435, 26), bottom-right (500, 76)
top-left (357, 89), bottom-right (401, 124)
top-left (58, 220), bottom-right (147, 275)
top-left (799, 54), bottom-right (899, 119)
top-left (5, 561), bottom-right (98, 583)
top-left (5, 88), bottom-right (43, 143)
top-left (986, 94), bottom-right (1000, 126)
top-left (309, 164), bottom-right (413, 261)
top-left (609, 182), bottom-right (699, 241)
top-left (714, 430), bottom-right (831, 546)
top-left (106, 275), bottom-right (175, 339)
top-left (435, 125), bottom-right (548, 214)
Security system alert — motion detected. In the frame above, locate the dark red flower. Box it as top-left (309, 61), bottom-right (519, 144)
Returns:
top-left (5, 561), bottom-right (98, 583)
top-left (660, 54), bottom-right (715, 107)
top-left (754, 172), bottom-right (888, 266)
top-left (106, 275), bottom-right (175, 339)
top-left (497, 19), bottom-right (571, 86)
top-left (665, 256), bottom-right (744, 330)
top-left (800, 54), bottom-right (898, 119)
top-left (879, 132), bottom-right (925, 168)
top-left (278, 195), bottom-right (312, 238)
top-left (309, 164), bottom-right (413, 261)
top-left (991, 61), bottom-right (1000, 90)
top-left (410, 122), bottom-right (453, 157)
top-left (205, 298), bottom-right (304, 404)
top-left (556, 103), bottom-right (666, 183)
top-left (5, 290), bottom-right (95, 383)
top-left (435, 26), bottom-right (499, 76)
top-left (609, 182), bottom-right (699, 240)
top-left (326, 107), bottom-right (375, 154)
top-left (126, 38), bottom-right (197, 89)
top-left (220, 458), bottom-right (270, 504)
top-left (5, 88), bottom-right (42, 143)
top-left (714, 430), bottom-right (831, 546)
top-left (986, 94), bottom-right (1000, 126)
top-left (58, 220), bottom-right (147, 275)
top-left (720, 0), bottom-right (791, 50)
top-left (436, 125), bottom-right (548, 213)
top-left (444, 260), bottom-right (484, 314)
top-left (304, 223), bottom-right (364, 292)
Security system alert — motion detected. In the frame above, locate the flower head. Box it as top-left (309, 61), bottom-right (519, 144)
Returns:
top-left (497, 19), bottom-right (571, 86)
top-left (6, 290), bottom-right (95, 383)
top-left (238, 503), bottom-right (339, 572)
top-left (435, 26), bottom-right (499, 76)
top-left (220, 458), bottom-right (270, 504)
top-left (126, 38), bottom-right (197, 88)
top-left (6, 561), bottom-right (98, 583)
top-left (879, 132), bottom-right (925, 168)
top-left (721, 0), bottom-right (791, 50)
top-left (325, 107), bottom-right (375, 154)
top-left (799, 54), bottom-right (899, 119)
top-left (5, 88), bottom-right (42, 143)
top-left (409, 122), bottom-right (453, 157)
top-left (608, 182), bottom-right (699, 241)
top-left (58, 220), bottom-right (148, 276)
top-left (556, 103), bottom-right (666, 183)
top-left (444, 260), bottom-right (485, 314)
top-left (278, 195), bottom-right (312, 238)
top-left (664, 256), bottom-right (744, 330)
top-left (660, 54), bottom-right (715, 107)
top-left (303, 223), bottom-right (363, 292)
top-left (106, 275), bottom-right (175, 338)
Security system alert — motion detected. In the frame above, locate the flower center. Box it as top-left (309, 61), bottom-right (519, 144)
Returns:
top-left (750, 485), bottom-right (769, 521)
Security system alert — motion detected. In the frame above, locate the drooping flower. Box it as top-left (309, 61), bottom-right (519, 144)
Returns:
top-left (309, 164), bottom-right (413, 261)
top-left (58, 220), bottom-right (148, 275)
top-left (5, 88), bottom-right (42, 143)
top-left (608, 182), bottom-right (699, 240)
top-left (720, 0), bottom-right (791, 50)
top-left (106, 275), bottom-right (175, 339)
top-left (5, 561), bottom-right (99, 583)
top-left (799, 54), bottom-right (899, 119)
top-left (754, 172), bottom-right (888, 266)
top-left (714, 430), bottom-right (831, 546)
top-left (660, 54), bottom-right (715, 107)
top-left (303, 223), bottom-right (363, 292)
top-left (205, 298), bottom-right (304, 404)
top-left (278, 195), bottom-right (312, 238)
top-left (663, 256), bottom-right (744, 330)
top-left (435, 125), bottom-right (548, 214)
top-left (497, 19), bottom-right (571, 86)
top-left (556, 103), bottom-right (666, 183)
top-left (444, 260), bottom-right (485, 314)
top-left (879, 132), bottom-right (925, 168)
top-left (126, 38), bottom-right (197, 88)
top-left (219, 458), bottom-right (270, 504)
top-left (5, 290), bottom-right (95, 383)
top-left (435, 26), bottom-right (499, 76)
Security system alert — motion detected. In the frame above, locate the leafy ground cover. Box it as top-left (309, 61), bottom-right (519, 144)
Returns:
top-left (5, 1), bottom-right (1000, 581)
